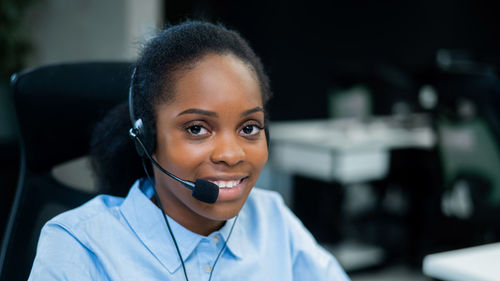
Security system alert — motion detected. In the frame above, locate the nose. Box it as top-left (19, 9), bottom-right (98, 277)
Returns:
top-left (210, 132), bottom-right (245, 166)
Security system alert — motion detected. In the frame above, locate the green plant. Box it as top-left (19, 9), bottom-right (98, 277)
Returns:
top-left (0, 0), bottom-right (38, 80)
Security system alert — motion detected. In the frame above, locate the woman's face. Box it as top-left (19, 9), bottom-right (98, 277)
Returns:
top-left (153, 53), bottom-right (268, 234)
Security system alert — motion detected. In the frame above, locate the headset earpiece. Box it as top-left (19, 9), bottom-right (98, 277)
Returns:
top-left (133, 118), bottom-right (144, 135)
top-left (129, 118), bottom-right (147, 157)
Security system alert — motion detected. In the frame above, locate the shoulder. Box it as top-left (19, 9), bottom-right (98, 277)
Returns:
top-left (48, 193), bottom-right (124, 232)
top-left (245, 188), bottom-right (350, 280)
top-left (29, 194), bottom-right (123, 280)
top-left (34, 193), bottom-right (128, 258)
top-left (37, 193), bottom-right (126, 251)
top-left (37, 193), bottom-right (128, 254)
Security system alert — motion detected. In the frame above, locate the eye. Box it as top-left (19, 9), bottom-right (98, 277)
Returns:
top-left (240, 124), bottom-right (262, 136)
top-left (186, 124), bottom-right (209, 136)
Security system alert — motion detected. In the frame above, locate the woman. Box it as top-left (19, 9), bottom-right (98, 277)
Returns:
top-left (29, 21), bottom-right (350, 280)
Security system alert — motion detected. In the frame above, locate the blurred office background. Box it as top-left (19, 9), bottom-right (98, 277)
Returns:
top-left (1, 0), bottom-right (500, 280)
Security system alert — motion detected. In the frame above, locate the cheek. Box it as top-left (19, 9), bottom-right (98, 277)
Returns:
top-left (248, 143), bottom-right (269, 171)
top-left (158, 133), bottom-right (210, 176)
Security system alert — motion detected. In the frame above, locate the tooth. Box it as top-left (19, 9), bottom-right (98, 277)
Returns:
top-left (209, 180), bottom-right (241, 188)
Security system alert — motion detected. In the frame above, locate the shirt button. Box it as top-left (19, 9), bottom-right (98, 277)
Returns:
top-left (213, 235), bottom-right (220, 243)
top-left (204, 265), bottom-right (212, 273)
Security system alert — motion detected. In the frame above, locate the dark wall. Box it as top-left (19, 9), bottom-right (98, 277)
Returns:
top-left (164, 0), bottom-right (500, 120)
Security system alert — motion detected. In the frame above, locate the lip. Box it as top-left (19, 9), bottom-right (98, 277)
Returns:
top-left (203, 176), bottom-right (249, 201)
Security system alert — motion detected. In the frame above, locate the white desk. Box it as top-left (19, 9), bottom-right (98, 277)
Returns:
top-left (269, 115), bottom-right (435, 184)
top-left (423, 242), bottom-right (500, 281)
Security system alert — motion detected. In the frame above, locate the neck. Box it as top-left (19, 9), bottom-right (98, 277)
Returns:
top-left (151, 187), bottom-right (225, 236)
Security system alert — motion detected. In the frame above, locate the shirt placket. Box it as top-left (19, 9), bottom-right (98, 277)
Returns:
top-left (195, 234), bottom-right (223, 280)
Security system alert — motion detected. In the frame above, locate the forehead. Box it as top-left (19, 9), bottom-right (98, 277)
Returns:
top-left (167, 53), bottom-right (263, 108)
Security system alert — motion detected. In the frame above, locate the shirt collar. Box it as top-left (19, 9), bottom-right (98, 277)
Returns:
top-left (119, 179), bottom-right (248, 273)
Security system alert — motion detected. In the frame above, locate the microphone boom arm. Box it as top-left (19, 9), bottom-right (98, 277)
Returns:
top-left (129, 128), bottom-right (195, 191)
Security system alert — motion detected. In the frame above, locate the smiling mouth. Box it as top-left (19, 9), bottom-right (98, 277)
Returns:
top-left (208, 178), bottom-right (246, 189)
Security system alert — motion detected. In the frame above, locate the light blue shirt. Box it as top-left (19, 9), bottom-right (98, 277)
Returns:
top-left (29, 180), bottom-right (350, 280)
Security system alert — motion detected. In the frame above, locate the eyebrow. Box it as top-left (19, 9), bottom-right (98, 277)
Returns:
top-left (176, 106), bottom-right (264, 118)
top-left (177, 108), bottom-right (218, 117)
top-left (241, 107), bottom-right (264, 117)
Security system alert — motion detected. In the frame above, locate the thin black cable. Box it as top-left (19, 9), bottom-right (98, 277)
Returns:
top-left (141, 159), bottom-right (190, 281)
top-left (208, 214), bottom-right (238, 281)
top-left (140, 157), bottom-right (239, 281)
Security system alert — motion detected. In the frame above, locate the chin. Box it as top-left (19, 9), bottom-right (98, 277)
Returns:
top-left (197, 197), bottom-right (248, 221)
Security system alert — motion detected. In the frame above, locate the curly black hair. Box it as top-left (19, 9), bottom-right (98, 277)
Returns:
top-left (90, 21), bottom-right (272, 196)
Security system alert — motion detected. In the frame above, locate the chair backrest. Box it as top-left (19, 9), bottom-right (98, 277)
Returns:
top-left (0, 62), bottom-right (132, 281)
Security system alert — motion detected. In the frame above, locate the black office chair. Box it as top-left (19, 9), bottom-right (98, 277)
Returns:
top-left (0, 62), bottom-right (132, 281)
